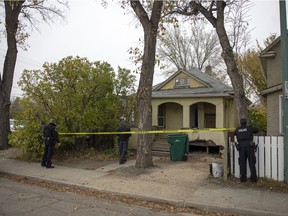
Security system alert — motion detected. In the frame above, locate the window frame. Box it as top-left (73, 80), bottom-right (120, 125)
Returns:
top-left (174, 77), bottom-right (189, 88)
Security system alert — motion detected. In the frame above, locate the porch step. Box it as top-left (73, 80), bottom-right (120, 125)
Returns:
top-left (152, 138), bottom-right (170, 156)
top-left (152, 151), bottom-right (170, 157)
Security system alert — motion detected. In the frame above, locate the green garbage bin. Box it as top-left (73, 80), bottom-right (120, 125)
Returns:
top-left (167, 134), bottom-right (188, 161)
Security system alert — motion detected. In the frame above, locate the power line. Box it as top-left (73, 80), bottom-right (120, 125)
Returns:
top-left (0, 48), bottom-right (43, 68)
top-left (0, 49), bottom-right (35, 98)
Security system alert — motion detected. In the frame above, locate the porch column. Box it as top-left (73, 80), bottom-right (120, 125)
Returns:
top-left (183, 105), bottom-right (190, 128)
top-left (151, 102), bottom-right (158, 127)
top-left (216, 99), bottom-right (224, 128)
top-left (198, 103), bottom-right (204, 128)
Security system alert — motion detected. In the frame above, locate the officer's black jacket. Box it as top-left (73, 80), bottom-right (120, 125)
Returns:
top-left (44, 123), bottom-right (59, 143)
top-left (117, 124), bottom-right (131, 141)
top-left (234, 125), bottom-right (258, 147)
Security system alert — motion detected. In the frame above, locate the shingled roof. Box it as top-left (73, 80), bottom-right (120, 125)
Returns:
top-left (152, 68), bottom-right (234, 98)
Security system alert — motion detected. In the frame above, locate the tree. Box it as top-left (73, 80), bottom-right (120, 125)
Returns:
top-left (235, 34), bottom-right (278, 131)
top-left (115, 67), bottom-right (137, 97)
top-left (0, 1), bottom-right (24, 150)
top-left (249, 106), bottom-right (267, 132)
top-left (10, 97), bottom-right (24, 118)
top-left (171, 1), bottom-right (250, 122)
top-left (19, 56), bottom-right (120, 132)
top-left (11, 56), bottom-right (136, 159)
top-left (114, 67), bottom-right (137, 123)
top-left (237, 34), bottom-right (278, 107)
top-left (158, 21), bottom-right (223, 76)
top-left (0, 0), bottom-right (67, 149)
top-left (237, 49), bottom-right (267, 105)
top-left (129, 0), bottom-right (163, 168)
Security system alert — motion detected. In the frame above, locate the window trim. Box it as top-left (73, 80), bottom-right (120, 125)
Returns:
top-left (174, 77), bottom-right (189, 88)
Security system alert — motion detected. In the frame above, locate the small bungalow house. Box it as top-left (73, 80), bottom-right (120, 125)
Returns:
top-left (259, 36), bottom-right (284, 136)
top-left (150, 68), bottom-right (236, 151)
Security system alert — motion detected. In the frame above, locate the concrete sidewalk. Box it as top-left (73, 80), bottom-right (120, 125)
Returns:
top-left (0, 157), bottom-right (287, 216)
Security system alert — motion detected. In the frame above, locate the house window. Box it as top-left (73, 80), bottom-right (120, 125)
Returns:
top-left (204, 113), bottom-right (216, 128)
top-left (158, 116), bottom-right (165, 127)
top-left (174, 77), bottom-right (189, 88)
top-left (279, 95), bottom-right (283, 134)
top-left (158, 104), bottom-right (165, 128)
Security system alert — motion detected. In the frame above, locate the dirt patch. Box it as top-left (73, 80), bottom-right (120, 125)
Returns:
top-left (102, 152), bottom-right (224, 195)
top-left (100, 152), bottom-right (288, 194)
top-left (0, 148), bottom-right (23, 159)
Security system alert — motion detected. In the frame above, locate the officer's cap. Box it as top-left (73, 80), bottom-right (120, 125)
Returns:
top-left (49, 119), bottom-right (57, 125)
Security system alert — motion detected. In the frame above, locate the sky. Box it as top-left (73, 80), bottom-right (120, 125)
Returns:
top-left (0, 0), bottom-right (286, 98)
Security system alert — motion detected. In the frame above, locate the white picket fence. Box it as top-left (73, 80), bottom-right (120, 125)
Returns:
top-left (230, 136), bottom-right (284, 181)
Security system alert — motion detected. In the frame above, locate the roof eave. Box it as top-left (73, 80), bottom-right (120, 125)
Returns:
top-left (260, 84), bottom-right (282, 96)
top-left (152, 93), bottom-right (234, 98)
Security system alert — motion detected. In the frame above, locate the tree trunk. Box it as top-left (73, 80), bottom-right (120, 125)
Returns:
top-left (0, 96), bottom-right (10, 150)
top-left (214, 14), bottom-right (248, 121)
top-left (0, 1), bottom-right (24, 149)
top-left (130, 0), bottom-right (163, 168)
top-left (135, 29), bottom-right (156, 168)
top-left (190, 1), bottom-right (248, 123)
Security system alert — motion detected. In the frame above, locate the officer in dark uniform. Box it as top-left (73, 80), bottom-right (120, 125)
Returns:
top-left (41, 119), bottom-right (59, 168)
top-left (117, 118), bottom-right (131, 165)
top-left (234, 118), bottom-right (259, 182)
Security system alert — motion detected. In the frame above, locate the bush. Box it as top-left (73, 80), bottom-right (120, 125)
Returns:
top-left (249, 107), bottom-right (267, 132)
top-left (9, 122), bottom-right (118, 161)
top-left (9, 121), bottom-right (44, 161)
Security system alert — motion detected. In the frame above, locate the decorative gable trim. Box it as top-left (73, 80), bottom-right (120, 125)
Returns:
top-left (152, 68), bottom-right (234, 98)
top-left (154, 69), bottom-right (208, 91)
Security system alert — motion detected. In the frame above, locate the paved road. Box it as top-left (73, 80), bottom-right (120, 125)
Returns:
top-left (0, 178), bottom-right (195, 216)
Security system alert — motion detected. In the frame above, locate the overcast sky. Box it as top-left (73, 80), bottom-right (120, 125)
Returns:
top-left (0, 0), bottom-right (286, 98)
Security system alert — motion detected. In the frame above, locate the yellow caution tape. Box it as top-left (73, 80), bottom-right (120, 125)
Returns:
top-left (59, 128), bottom-right (235, 136)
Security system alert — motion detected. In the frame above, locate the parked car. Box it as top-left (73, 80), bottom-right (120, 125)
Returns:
top-left (9, 119), bottom-right (24, 132)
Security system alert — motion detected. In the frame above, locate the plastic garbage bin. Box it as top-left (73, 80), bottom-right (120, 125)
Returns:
top-left (167, 134), bottom-right (188, 161)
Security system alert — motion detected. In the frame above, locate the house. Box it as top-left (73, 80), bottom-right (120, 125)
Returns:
top-left (150, 68), bottom-right (236, 150)
top-left (259, 37), bottom-right (283, 136)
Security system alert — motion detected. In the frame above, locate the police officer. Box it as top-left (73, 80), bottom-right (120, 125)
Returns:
top-left (117, 118), bottom-right (131, 165)
top-left (234, 118), bottom-right (259, 182)
top-left (41, 119), bottom-right (59, 168)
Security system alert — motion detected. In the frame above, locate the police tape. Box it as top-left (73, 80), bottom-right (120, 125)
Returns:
top-left (59, 128), bottom-right (235, 135)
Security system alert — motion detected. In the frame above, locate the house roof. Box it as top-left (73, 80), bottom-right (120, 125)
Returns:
top-left (152, 68), bottom-right (234, 98)
top-left (258, 36), bottom-right (280, 80)
top-left (260, 36), bottom-right (280, 55)
top-left (261, 84), bottom-right (282, 96)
